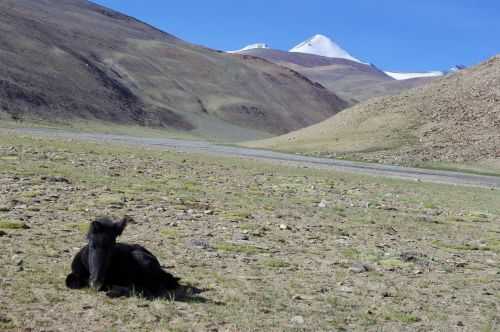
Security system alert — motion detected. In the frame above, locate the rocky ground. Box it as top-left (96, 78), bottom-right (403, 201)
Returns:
top-left (1, 131), bottom-right (499, 331)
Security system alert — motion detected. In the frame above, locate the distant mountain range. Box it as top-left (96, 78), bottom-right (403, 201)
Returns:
top-left (230, 34), bottom-right (465, 81)
top-left (231, 35), bottom-right (446, 103)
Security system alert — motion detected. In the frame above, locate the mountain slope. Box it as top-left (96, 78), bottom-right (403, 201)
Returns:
top-left (0, 0), bottom-right (347, 141)
top-left (290, 34), bottom-right (363, 63)
top-left (238, 48), bottom-right (434, 103)
top-left (246, 55), bottom-right (500, 165)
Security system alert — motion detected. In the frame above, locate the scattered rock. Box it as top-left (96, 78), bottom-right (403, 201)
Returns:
top-left (338, 286), bottom-right (354, 293)
top-left (279, 224), bottom-right (290, 230)
top-left (0, 230), bottom-right (6, 237)
top-left (381, 291), bottom-right (393, 298)
top-left (233, 233), bottom-right (249, 241)
top-left (318, 200), bottom-right (328, 208)
top-left (290, 315), bottom-right (304, 325)
top-left (350, 263), bottom-right (371, 274)
top-left (186, 239), bottom-right (212, 250)
top-left (400, 251), bottom-right (426, 263)
top-left (41, 176), bottom-right (71, 184)
top-left (0, 205), bottom-right (10, 212)
top-left (417, 215), bottom-right (439, 224)
top-left (0, 314), bottom-right (12, 324)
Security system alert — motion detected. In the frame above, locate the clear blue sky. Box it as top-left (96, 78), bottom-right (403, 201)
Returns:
top-left (94, 0), bottom-right (500, 71)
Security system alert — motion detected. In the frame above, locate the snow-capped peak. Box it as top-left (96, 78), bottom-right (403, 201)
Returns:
top-left (290, 34), bottom-right (363, 63)
top-left (228, 43), bottom-right (270, 53)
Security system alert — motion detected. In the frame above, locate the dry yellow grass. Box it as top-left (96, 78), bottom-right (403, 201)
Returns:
top-left (246, 55), bottom-right (500, 169)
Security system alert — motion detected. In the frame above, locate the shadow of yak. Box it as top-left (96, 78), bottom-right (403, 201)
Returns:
top-left (66, 216), bottom-right (194, 299)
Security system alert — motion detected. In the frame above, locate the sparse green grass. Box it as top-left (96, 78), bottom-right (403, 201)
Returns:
top-left (215, 242), bottom-right (265, 255)
top-left (1, 130), bottom-right (500, 331)
top-left (221, 210), bottom-right (253, 222)
top-left (379, 258), bottom-right (412, 269)
top-left (414, 161), bottom-right (500, 177)
top-left (260, 258), bottom-right (291, 269)
top-left (160, 229), bottom-right (178, 239)
top-left (68, 222), bottom-right (90, 234)
top-left (384, 311), bottom-right (421, 324)
top-left (0, 118), bottom-right (199, 141)
top-left (0, 219), bottom-right (28, 230)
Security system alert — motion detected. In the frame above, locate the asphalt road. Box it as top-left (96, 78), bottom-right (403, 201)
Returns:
top-left (9, 128), bottom-right (500, 189)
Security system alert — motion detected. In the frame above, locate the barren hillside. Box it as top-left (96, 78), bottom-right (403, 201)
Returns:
top-left (0, 0), bottom-right (347, 141)
top-left (247, 55), bottom-right (500, 165)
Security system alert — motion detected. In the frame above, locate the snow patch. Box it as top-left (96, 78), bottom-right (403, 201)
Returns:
top-left (385, 71), bottom-right (444, 80)
top-left (228, 43), bottom-right (270, 53)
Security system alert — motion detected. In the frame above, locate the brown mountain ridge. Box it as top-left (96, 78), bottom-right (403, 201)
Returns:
top-left (0, 0), bottom-right (347, 140)
top-left (237, 48), bottom-right (435, 104)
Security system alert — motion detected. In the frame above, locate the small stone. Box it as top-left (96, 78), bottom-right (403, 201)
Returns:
top-left (204, 210), bottom-right (214, 215)
top-left (382, 291), bottom-right (393, 298)
top-left (318, 200), bottom-right (328, 208)
top-left (457, 321), bottom-right (464, 327)
top-left (186, 239), bottom-right (212, 250)
top-left (350, 263), bottom-right (370, 274)
top-left (0, 230), bottom-right (6, 237)
top-left (338, 286), bottom-right (353, 293)
top-left (291, 315), bottom-right (304, 325)
top-left (279, 224), bottom-right (290, 230)
top-left (42, 176), bottom-right (71, 184)
top-left (400, 251), bottom-right (426, 263)
top-left (233, 233), bottom-right (249, 241)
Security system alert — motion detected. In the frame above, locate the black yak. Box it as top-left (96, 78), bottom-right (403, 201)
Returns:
top-left (66, 216), bottom-right (180, 298)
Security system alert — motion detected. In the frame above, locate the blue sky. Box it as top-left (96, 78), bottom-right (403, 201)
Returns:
top-left (94, 0), bottom-right (500, 71)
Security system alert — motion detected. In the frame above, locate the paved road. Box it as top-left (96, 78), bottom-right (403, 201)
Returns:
top-left (9, 128), bottom-right (500, 189)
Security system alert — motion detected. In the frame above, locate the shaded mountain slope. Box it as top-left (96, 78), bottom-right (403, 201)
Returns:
top-left (247, 55), bottom-right (500, 164)
top-left (0, 0), bottom-right (347, 140)
top-left (238, 48), bottom-right (434, 103)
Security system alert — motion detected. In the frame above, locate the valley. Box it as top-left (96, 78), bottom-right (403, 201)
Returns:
top-left (0, 1), bottom-right (499, 331)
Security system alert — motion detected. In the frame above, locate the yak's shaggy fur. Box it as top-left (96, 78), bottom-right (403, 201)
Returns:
top-left (66, 216), bottom-right (180, 298)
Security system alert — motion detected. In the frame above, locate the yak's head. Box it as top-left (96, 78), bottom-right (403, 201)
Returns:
top-left (86, 216), bottom-right (130, 290)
